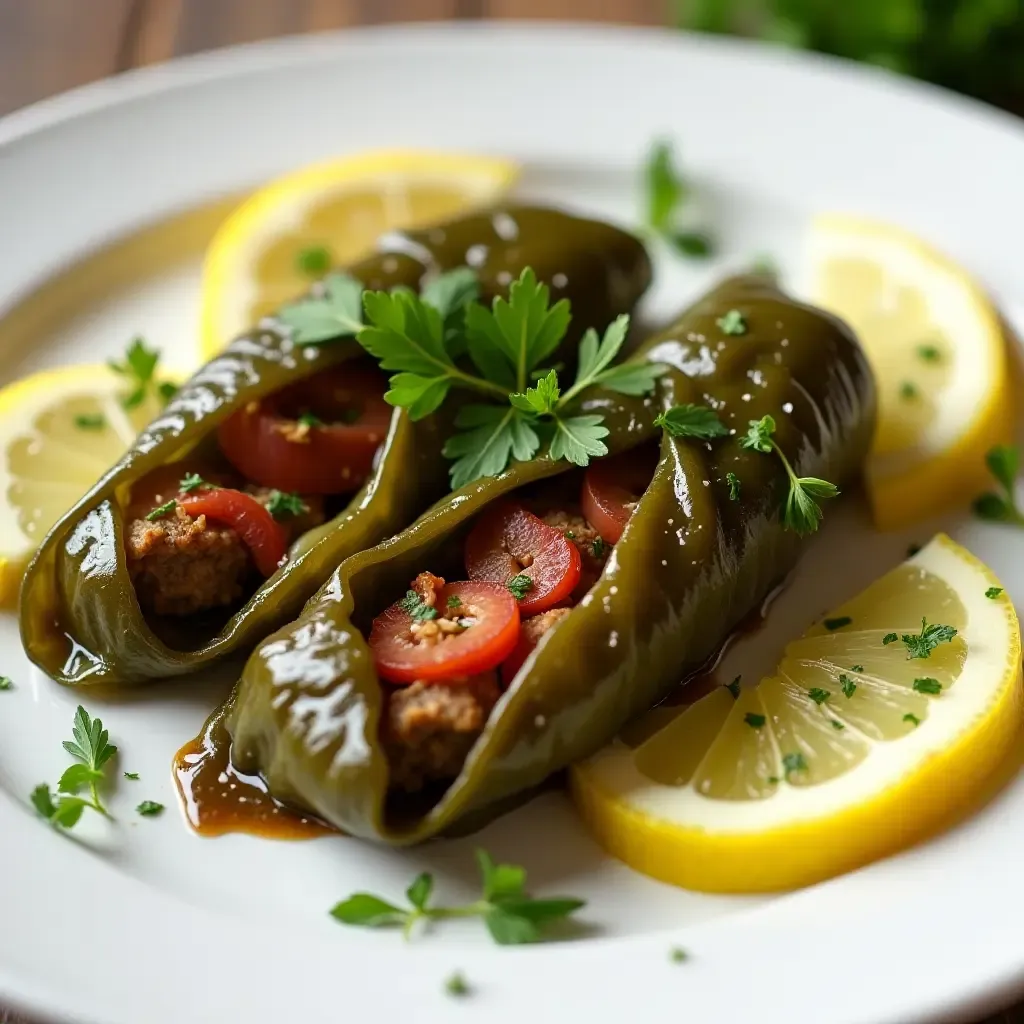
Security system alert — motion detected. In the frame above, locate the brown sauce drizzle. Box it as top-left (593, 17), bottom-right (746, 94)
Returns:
top-left (173, 709), bottom-right (336, 840)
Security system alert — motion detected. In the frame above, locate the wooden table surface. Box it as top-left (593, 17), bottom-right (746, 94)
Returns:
top-left (0, 2), bottom-right (1020, 1023)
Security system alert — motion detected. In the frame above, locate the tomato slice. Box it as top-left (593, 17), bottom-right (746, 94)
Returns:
top-left (178, 489), bottom-right (287, 577)
top-left (217, 364), bottom-right (391, 495)
top-left (370, 580), bottom-right (520, 685)
top-left (464, 503), bottom-right (581, 616)
top-left (581, 447), bottom-right (658, 545)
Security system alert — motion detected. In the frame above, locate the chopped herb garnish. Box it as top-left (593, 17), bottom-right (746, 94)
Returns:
top-left (716, 309), bottom-right (747, 336)
top-left (445, 972), bottom-right (470, 997)
top-left (907, 543), bottom-right (922, 557)
top-left (912, 677), bottom-right (942, 695)
top-left (145, 500), bottom-right (176, 521)
top-left (642, 141), bottom-right (714, 258)
top-left (591, 537), bottom-right (607, 559)
top-left (108, 336), bottom-right (174, 410)
top-left (178, 472), bottom-right (206, 493)
top-left (399, 590), bottom-right (438, 622)
top-left (564, 530), bottom-right (576, 540)
top-left (851, 665), bottom-right (864, 673)
top-left (123, 772), bottom-right (139, 780)
top-left (266, 490), bottom-right (308, 519)
top-left (32, 705), bottom-right (117, 831)
top-left (973, 445), bottom-right (1024, 526)
top-left (744, 712), bottom-right (766, 729)
top-left (669, 231), bottom-right (713, 258)
top-left (824, 616), bottom-right (852, 631)
top-left (882, 633), bottom-right (898, 645)
top-left (136, 800), bottom-right (164, 816)
top-left (296, 245), bottom-right (331, 277)
top-left (767, 776), bottom-right (780, 784)
top-left (74, 413), bottom-right (105, 430)
top-left (446, 595), bottom-right (463, 610)
top-left (330, 849), bottom-right (585, 945)
top-left (739, 414), bottom-right (839, 534)
top-left (897, 618), bottom-right (957, 660)
top-left (917, 344), bottom-right (941, 362)
top-left (904, 713), bottom-right (921, 727)
top-left (669, 947), bottom-right (689, 963)
top-left (0, 676), bottom-right (12, 691)
top-left (726, 676), bottom-right (741, 698)
top-left (655, 403), bottom-right (729, 440)
top-left (782, 752), bottom-right (808, 780)
top-left (507, 574), bottom-right (533, 600)
top-left (986, 587), bottom-right (1004, 599)
top-left (807, 688), bottom-right (831, 705)
top-left (900, 381), bottom-right (918, 400)
top-left (298, 412), bottom-right (323, 428)
top-left (726, 472), bottom-right (741, 500)
top-left (840, 674), bottom-right (857, 698)
top-left (831, 719), bottom-right (845, 730)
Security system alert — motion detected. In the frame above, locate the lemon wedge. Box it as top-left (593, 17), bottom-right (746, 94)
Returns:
top-left (807, 215), bottom-right (1013, 530)
top-left (199, 149), bottom-right (519, 359)
top-left (0, 365), bottom-right (170, 605)
top-left (571, 535), bottom-right (1021, 892)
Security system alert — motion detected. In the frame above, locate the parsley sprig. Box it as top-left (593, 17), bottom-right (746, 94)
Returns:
top-left (740, 414), bottom-right (839, 534)
top-left (31, 706), bottom-right (117, 829)
top-left (973, 445), bottom-right (1024, 526)
top-left (330, 849), bottom-right (585, 945)
top-left (107, 337), bottom-right (177, 410)
top-left (882, 617), bottom-right (957, 660)
top-left (654, 403), bottom-right (729, 440)
top-left (643, 140), bottom-right (715, 259)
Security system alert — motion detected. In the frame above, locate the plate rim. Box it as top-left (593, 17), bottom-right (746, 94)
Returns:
top-left (2, 20), bottom-right (1024, 1024)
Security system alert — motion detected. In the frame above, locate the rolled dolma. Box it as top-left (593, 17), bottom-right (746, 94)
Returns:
top-left (20, 206), bottom-right (652, 686)
top-left (223, 275), bottom-right (875, 843)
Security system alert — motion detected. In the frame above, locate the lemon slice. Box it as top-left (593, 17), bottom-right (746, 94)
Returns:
top-left (571, 535), bottom-right (1021, 892)
top-left (0, 365), bottom-right (169, 605)
top-left (200, 149), bottom-right (519, 359)
top-left (807, 215), bottom-right (1013, 530)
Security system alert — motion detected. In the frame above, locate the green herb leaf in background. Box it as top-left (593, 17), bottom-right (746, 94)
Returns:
top-left (279, 272), bottom-right (365, 345)
top-left (655, 403), bottom-right (729, 440)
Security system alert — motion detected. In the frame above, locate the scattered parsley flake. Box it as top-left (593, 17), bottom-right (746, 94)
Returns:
top-left (807, 688), bottom-right (831, 705)
top-left (882, 633), bottom-right (898, 645)
top-left (0, 676), bottom-right (12, 691)
top-left (669, 947), bottom-right (689, 963)
top-left (726, 472), bottom-right (741, 500)
top-left (136, 800), bottom-right (164, 817)
top-left (74, 413), bottom-right (105, 430)
top-left (298, 412), bottom-right (324, 429)
top-left (744, 712), bottom-right (766, 729)
top-left (445, 972), bottom-right (470, 997)
top-left (146, 500), bottom-right (176, 521)
top-left (904, 713), bottom-right (921, 727)
top-left (123, 772), bottom-right (140, 780)
top-left (655, 403), bottom-right (728, 440)
top-left (399, 590), bottom-right (439, 622)
top-left (591, 537), bottom-right (607, 559)
top-left (178, 472), bottom-right (205, 493)
top-left (564, 530), bottom-right (576, 540)
top-left (507, 574), bottom-right (533, 600)
top-left (831, 719), bottom-right (845, 730)
top-left (900, 381), bottom-right (918, 400)
top-left (898, 618), bottom-right (957, 660)
top-left (840, 674), bottom-right (857, 698)
top-left (851, 665), bottom-right (864, 673)
top-left (912, 677), bottom-right (942, 695)
top-left (108, 337), bottom-right (173, 410)
top-left (782, 752), bottom-right (808, 780)
top-left (824, 616), bottom-right (852, 631)
top-left (716, 309), bottom-right (747, 335)
top-left (447, 595), bottom-right (463, 610)
top-left (669, 232), bottom-right (714, 258)
top-left (917, 344), bottom-right (941, 362)
top-left (266, 490), bottom-right (308, 520)
top-left (986, 587), bottom-right (1004, 599)
top-left (296, 245), bottom-right (331, 277)
top-left (726, 676), bottom-right (741, 698)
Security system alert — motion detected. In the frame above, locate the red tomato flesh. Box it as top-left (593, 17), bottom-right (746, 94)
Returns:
top-left (217, 364), bottom-right (391, 495)
top-left (464, 503), bottom-right (581, 615)
top-left (581, 447), bottom-right (658, 545)
top-left (370, 581), bottom-right (520, 685)
top-left (178, 489), bottom-right (287, 577)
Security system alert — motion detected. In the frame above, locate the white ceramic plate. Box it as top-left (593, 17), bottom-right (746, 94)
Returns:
top-left (2, 23), bottom-right (1024, 1024)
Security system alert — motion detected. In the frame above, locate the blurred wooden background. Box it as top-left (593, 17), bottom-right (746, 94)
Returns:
top-left (0, 1), bottom-right (1020, 1023)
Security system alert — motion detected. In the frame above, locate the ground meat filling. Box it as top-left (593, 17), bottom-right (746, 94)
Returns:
top-left (522, 606), bottom-right (572, 644)
top-left (127, 507), bottom-right (251, 617)
top-left (540, 510), bottom-right (610, 597)
top-left (383, 674), bottom-right (501, 792)
top-left (125, 489), bottom-right (325, 617)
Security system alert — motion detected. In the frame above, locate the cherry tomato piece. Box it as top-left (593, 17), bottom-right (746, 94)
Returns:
top-left (464, 503), bottom-right (581, 615)
top-left (217, 364), bottom-right (391, 495)
top-left (581, 447), bottom-right (658, 545)
top-left (370, 581), bottom-right (520, 685)
top-left (178, 489), bottom-right (287, 577)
